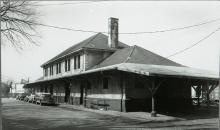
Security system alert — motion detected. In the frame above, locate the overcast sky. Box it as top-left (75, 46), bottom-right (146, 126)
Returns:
top-left (2, 1), bottom-right (220, 82)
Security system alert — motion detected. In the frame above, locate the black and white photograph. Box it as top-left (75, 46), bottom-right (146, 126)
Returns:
top-left (0, 1), bottom-right (219, 130)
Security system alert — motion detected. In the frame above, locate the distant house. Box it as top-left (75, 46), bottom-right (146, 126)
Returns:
top-left (11, 79), bottom-right (27, 97)
top-left (209, 87), bottom-right (219, 100)
top-left (25, 18), bottom-right (219, 116)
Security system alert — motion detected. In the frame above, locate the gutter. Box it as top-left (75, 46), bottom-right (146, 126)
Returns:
top-left (41, 47), bottom-right (119, 68)
top-left (41, 48), bottom-right (83, 67)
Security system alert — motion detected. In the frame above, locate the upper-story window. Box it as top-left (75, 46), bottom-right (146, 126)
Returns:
top-left (49, 65), bottom-right (53, 75)
top-left (65, 59), bottom-right (71, 72)
top-left (77, 55), bottom-right (80, 69)
top-left (74, 55), bottom-right (80, 70)
top-left (44, 67), bottom-right (48, 77)
top-left (56, 62), bottom-right (61, 74)
top-left (74, 56), bottom-right (77, 70)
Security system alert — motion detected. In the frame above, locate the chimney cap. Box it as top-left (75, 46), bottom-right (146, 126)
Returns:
top-left (109, 17), bottom-right (119, 20)
top-left (109, 17), bottom-right (118, 21)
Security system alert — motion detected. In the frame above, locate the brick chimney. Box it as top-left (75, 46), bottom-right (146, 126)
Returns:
top-left (108, 17), bottom-right (119, 48)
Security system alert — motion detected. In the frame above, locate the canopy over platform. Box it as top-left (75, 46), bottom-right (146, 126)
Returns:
top-left (26, 63), bottom-right (218, 86)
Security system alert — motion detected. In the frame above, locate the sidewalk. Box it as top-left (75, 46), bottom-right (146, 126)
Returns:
top-left (58, 103), bottom-right (184, 122)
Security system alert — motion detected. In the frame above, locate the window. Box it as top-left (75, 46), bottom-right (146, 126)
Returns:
top-left (58, 62), bottom-right (61, 73)
top-left (77, 55), bottom-right (80, 69)
top-left (56, 63), bottom-right (61, 74)
top-left (74, 55), bottom-right (80, 70)
top-left (56, 63), bottom-right (59, 74)
top-left (65, 60), bottom-right (67, 72)
top-left (65, 59), bottom-right (71, 72)
top-left (49, 65), bottom-right (53, 75)
top-left (44, 68), bottom-right (48, 77)
top-left (74, 56), bottom-right (77, 69)
top-left (68, 59), bottom-right (71, 71)
top-left (103, 77), bottom-right (109, 89)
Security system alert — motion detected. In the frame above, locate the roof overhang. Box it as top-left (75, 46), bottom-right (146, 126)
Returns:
top-left (26, 63), bottom-right (219, 86)
top-left (41, 47), bottom-right (119, 68)
top-left (41, 48), bottom-right (83, 68)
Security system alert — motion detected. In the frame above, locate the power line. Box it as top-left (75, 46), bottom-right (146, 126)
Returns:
top-left (36, 18), bottom-right (220, 35)
top-left (166, 27), bottom-right (220, 58)
top-left (37, 23), bottom-right (106, 34)
top-left (120, 18), bottom-right (220, 34)
top-left (32, 1), bottom-right (102, 6)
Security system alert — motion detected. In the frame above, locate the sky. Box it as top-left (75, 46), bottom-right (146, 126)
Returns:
top-left (2, 1), bottom-right (220, 82)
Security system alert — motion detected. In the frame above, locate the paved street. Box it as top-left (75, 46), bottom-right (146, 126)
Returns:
top-left (2, 98), bottom-right (219, 130)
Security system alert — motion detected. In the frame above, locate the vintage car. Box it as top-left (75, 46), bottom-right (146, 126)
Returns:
top-left (28, 94), bottom-right (37, 103)
top-left (24, 96), bottom-right (29, 102)
top-left (18, 93), bottom-right (30, 101)
top-left (35, 93), bottom-right (55, 106)
top-left (16, 95), bottom-right (20, 100)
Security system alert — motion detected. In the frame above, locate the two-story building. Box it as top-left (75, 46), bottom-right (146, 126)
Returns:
top-left (25, 18), bottom-right (219, 116)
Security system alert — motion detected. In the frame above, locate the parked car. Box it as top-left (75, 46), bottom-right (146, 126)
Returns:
top-left (19, 93), bottom-right (29, 101)
top-left (24, 95), bottom-right (30, 102)
top-left (35, 93), bottom-right (55, 106)
top-left (16, 95), bottom-right (20, 100)
top-left (28, 94), bottom-right (37, 103)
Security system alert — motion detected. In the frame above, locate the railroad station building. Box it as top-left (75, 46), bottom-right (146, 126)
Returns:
top-left (24, 18), bottom-right (219, 116)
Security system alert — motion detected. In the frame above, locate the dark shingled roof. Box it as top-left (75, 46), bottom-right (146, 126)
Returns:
top-left (93, 45), bottom-right (184, 69)
top-left (41, 33), bottom-right (129, 67)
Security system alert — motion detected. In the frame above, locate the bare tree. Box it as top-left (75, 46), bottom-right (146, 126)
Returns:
top-left (0, 0), bottom-right (40, 50)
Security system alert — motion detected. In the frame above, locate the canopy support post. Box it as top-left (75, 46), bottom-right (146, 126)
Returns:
top-left (192, 85), bottom-right (202, 107)
top-left (196, 85), bottom-right (202, 107)
top-left (146, 78), bottom-right (164, 117)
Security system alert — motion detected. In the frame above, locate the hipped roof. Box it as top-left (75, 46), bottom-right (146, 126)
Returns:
top-left (41, 33), bottom-right (129, 67)
top-left (93, 45), bottom-right (183, 69)
top-left (29, 33), bottom-right (218, 86)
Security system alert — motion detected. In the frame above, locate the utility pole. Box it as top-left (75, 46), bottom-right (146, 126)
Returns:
top-left (0, 1), bottom-right (2, 129)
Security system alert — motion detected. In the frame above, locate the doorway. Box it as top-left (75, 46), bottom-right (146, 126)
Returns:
top-left (49, 85), bottom-right (53, 95)
top-left (64, 82), bottom-right (70, 103)
top-left (80, 84), bottom-right (84, 105)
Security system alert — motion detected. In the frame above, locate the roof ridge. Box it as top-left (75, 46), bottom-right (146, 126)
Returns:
top-left (134, 45), bottom-right (184, 66)
top-left (83, 33), bottom-right (101, 48)
top-left (123, 45), bottom-right (136, 63)
top-left (41, 33), bottom-right (101, 67)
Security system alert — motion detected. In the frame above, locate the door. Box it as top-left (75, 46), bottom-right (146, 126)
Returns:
top-left (80, 84), bottom-right (84, 105)
top-left (49, 85), bottom-right (53, 95)
top-left (64, 82), bottom-right (70, 103)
